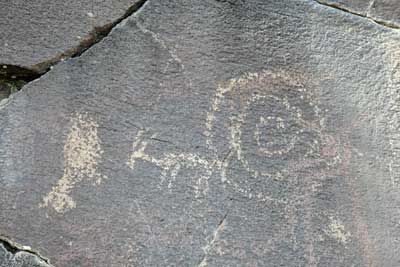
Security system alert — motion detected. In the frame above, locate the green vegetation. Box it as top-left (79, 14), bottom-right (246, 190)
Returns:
top-left (0, 77), bottom-right (27, 101)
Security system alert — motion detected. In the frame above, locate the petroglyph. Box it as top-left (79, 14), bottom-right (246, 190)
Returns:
top-left (198, 215), bottom-right (227, 267)
top-left (40, 112), bottom-right (107, 213)
top-left (127, 130), bottom-right (215, 197)
top-left (135, 19), bottom-right (185, 73)
top-left (327, 216), bottom-right (351, 245)
top-left (127, 128), bottom-right (289, 204)
top-left (127, 70), bottom-right (337, 206)
top-left (202, 70), bottom-right (348, 265)
top-left (204, 70), bottom-right (328, 196)
top-left (125, 69), bottom-right (342, 266)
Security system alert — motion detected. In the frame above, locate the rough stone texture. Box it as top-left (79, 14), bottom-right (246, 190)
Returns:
top-left (370, 0), bottom-right (400, 26)
top-left (0, 0), bottom-right (142, 73)
top-left (0, 243), bottom-right (50, 267)
top-left (1, 0), bottom-right (400, 266)
top-left (316, 0), bottom-right (369, 14)
top-left (316, 0), bottom-right (400, 26)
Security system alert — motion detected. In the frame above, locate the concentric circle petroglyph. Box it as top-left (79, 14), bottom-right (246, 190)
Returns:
top-left (202, 70), bottom-right (350, 262)
top-left (205, 71), bottom-right (320, 179)
top-left (204, 70), bottom-right (327, 199)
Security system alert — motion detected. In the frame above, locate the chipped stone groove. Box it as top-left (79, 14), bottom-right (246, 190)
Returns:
top-left (313, 0), bottom-right (400, 30)
top-left (198, 213), bottom-right (228, 267)
top-left (0, 0), bottom-right (149, 100)
top-left (0, 236), bottom-right (52, 265)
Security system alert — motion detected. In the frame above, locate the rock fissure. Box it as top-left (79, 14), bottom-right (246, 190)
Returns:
top-left (0, 236), bottom-right (52, 266)
top-left (313, 0), bottom-right (400, 30)
top-left (0, 65), bottom-right (40, 102)
top-left (0, 0), bottom-right (149, 102)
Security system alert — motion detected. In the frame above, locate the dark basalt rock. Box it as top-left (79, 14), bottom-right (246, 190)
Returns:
top-left (316, 0), bottom-right (400, 27)
top-left (1, 0), bottom-right (400, 266)
top-left (0, 242), bottom-right (51, 267)
top-left (0, 0), bottom-right (143, 74)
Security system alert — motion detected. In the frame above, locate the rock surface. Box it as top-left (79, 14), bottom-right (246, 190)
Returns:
top-left (0, 0), bottom-right (143, 73)
top-left (1, 0), bottom-right (400, 266)
top-left (0, 241), bottom-right (51, 267)
top-left (316, 0), bottom-right (400, 27)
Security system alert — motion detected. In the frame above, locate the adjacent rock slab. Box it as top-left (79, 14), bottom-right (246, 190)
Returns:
top-left (1, 0), bottom-right (400, 266)
top-left (0, 0), bottom-right (142, 73)
top-left (370, 0), bottom-right (400, 25)
top-left (0, 243), bottom-right (50, 267)
top-left (317, 0), bottom-right (400, 26)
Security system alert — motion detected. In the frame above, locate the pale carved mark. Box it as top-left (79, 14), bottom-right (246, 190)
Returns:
top-left (382, 41), bottom-right (400, 187)
top-left (125, 70), bottom-right (345, 264)
top-left (366, 0), bottom-right (375, 16)
top-left (127, 70), bottom-right (329, 205)
top-left (40, 112), bottom-right (107, 213)
top-left (327, 215), bottom-right (352, 246)
top-left (126, 128), bottom-right (287, 204)
top-left (127, 130), bottom-right (215, 197)
top-left (203, 70), bottom-right (347, 265)
top-left (135, 19), bottom-right (185, 74)
top-left (198, 215), bottom-right (227, 267)
top-left (204, 70), bottom-right (327, 194)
